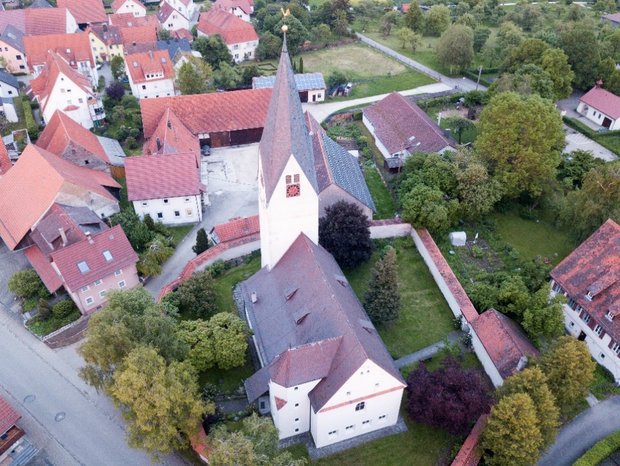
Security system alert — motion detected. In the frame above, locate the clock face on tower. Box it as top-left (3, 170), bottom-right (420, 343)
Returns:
top-left (286, 183), bottom-right (300, 198)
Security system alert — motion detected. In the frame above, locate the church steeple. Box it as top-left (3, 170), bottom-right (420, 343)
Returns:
top-left (258, 34), bottom-right (317, 203)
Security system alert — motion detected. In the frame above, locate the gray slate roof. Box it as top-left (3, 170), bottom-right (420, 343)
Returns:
top-left (0, 70), bottom-right (18, 89)
top-left (97, 136), bottom-right (126, 167)
top-left (258, 37), bottom-right (317, 202)
top-left (253, 72), bottom-right (326, 92)
top-left (28, 0), bottom-right (53, 8)
top-left (241, 234), bottom-right (405, 411)
top-left (0, 25), bottom-right (24, 53)
top-left (157, 38), bottom-right (191, 60)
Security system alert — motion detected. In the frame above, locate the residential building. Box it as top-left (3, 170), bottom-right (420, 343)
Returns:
top-left (197, 9), bottom-right (258, 63)
top-left (0, 395), bottom-right (34, 465)
top-left (142, 106), bottom-right (200, 158)
top-left (157, 37), bottom-right (191, 60)
top-left (140, 88), bottom-right (271, 147)
top-left (550, 219), bottom-right (620, 383)
top-left (577, 83), bottom-right (620, 130)
top-left (0, 70), bottom-right (18, 98)
top-left (157, 0), bottom-right (198, 32)
top-left (57, 0), bottom-right (107, 26)
top-left (210, 215), bottom-right (259, 244)
top-left (363, 92), bottom-right (455, 169)
top-left (111, 0), bottom-right (146, 17)
top-left (23, 32), bottom-right (98, 86)
top-left (109, 12), bottom-right (159, 29)
top-left (603, 12), bottom-right (620, 27)
top-left (36, 110), bottom-right (125, 172)
top-left (212, 0), bottom-right (253, 22)
top-left (87, 23), bottom-right (124, 62)
top-left (0, 143), bottom-right (120, 251)
top-left (120, 25), bottom-right (158, 55)
top-left (126, 153), bottom-right (205, 225)
top-left (241, 40), bottom-right (404, 448)
top-left (29, 51), bottom-right (105, 129)
top-left (125, 50), bottom-right (175, 99)
top-left (253, 72), bottom-right (326, 103)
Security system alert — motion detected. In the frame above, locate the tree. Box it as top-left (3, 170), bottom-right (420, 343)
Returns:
top-left (274, 15), bottom-right (309, 50)
top-left (560, 22), bottom-right (601, 90)
top-left (256, 31), bottom-right (282, 60)
top-left (176, 319), bottom-right (215, 372)
top-left (557, 149), bottom-right (603, 189)
top-left (192, 35), bottom-right (233, 69)
top-left (502, 38), bottom-right (549, 72)
top-left (209, 312), bottom-right (248, 370)
top-left (137, 236), bottom-right (174, 277)
top-left (193, 228), bottom-right (210, 255)
top-left (425, 5), bottom-right (450, 36)
top-left (444, 115), bottom-right (474, 145)
top-left (522, 289), bottom-right (565, 344)
top-left (404, 1), bottom-right (424, 32)
top-left (79, 289), bottom-right (188, 390)
top-left (481, 393), bottom-right (544, 466)
top-left (327, 70), bottom-right (348, 88)
top-left (475, 92), bottom-right (564, 199)
top-left (401, 184), bottom-right (459, 233)
top-left (541, 48), bottom-right (574, 100)
top-left (436, 25), bottom-right (474, 73)
top-left (8, 269), bottom-right (47, 299)
top-left (364, 247), bottom-right (400, 324)
top-left (473, 27), bottom-right (491, 52)
top-left (110, 347), bottom-right (210, 457)
top-left (177, 57), bottom-right (212, 95)
top-left (455, 159), bottom-right (501, 220)
top-left (105, 81), bottom-right (125, 101)
top-left (209, 414), bottom-right (306, 466)
top-left (381, 11), bottom-right (399, 37)
top-left (52, 300), bottom-right (77, 319)
top-left (319, 201), bottom-right (373, 268)
top-left (497, 274), bottom-right (530, 317)
top-left (540, 336), bottom-right (596, 411)
top-left (158, 28), bottom-right (171, 40)
top-left (109, 210), bottom-right (153, 252)
top-left (562, 162), bottom-right (620, 240)
top-left (213, 61), bottom-right (241, 90)
top-left (111, 55), bottom-right (125, 81)
top-left (397, 27), bottom-right (415, 50)
top-left (491, 64), bottom-right (555, 100)
top-left (172, 270), bottom-right (219, 319)
top-left (407, 357), bottom-right (491, 435)
top-left (498, 367), bottom-right (560, 447)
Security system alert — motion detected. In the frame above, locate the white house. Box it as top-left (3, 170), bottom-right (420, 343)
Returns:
top-left (157, 0), bottom-right (198, 31)
top-left (212, 0), bottom-right (253, 22)
top-left (241, 39), bottom-right (405, 450)
top-left (125, 50), bottom-right (176, 99)
top-left (111, 0), bottom-right (146, 17)
top-left (125, 152), bottom-right (205, 225)
top-left (29, 51), bottom-right (105, 129)
top-left (197, 9), bottom-right (258, 63)
top-left (0, 71), bottom-right (19, 122)
top-left (577, 83), bottom-right (620, 131)
top-left (550, 219), bottom-right (620, 383)
top-left (253, 72), bottom-right (326, 103)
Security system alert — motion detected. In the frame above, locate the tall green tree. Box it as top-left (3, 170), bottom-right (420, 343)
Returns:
top-left (455, 158), bottom-right (501, 220)
top-left (560, 22), bottom-right (601, 90)
top-left (541, 336), bottom-right (596, 411)
top-left (425, 5), bottom-right (451, 36)
top-left (111, 55), bottom-right (125, 80)
top-left (404, 1), bottom-right (424, 32)
top-left (541, 48), bottom-right (574, 100)
top-left (473, 27), bottom-right (491, 52)
top-left (192, 35), bottom-right (233, 69)
top-left (274, 14), bottom-right (309, 50)
top-left (170, 270), bottom-right (218, 319)
top-left (381, 11), bottom-right (399, 37)
top-left (110, 346), bottom-right (210, 457)
top-left (176, 57), bottom-right (212, 95)
top-left (401, 184), bottom-right (459, 233)
top-left (436, 24), bottom-right (475, 73)
top-left (522, 289), bottom-right (565, 344)
top-left (193, 228), bottom-right (210, 255)
top-left (209, 313), bottom-right (249, 370)
top-left (8, 269), bottom-right (47, 299)
top-left (364, 247), bottom-right (400, 325)
top-left (175, 319), bottom-right (215, 372)
top-left (256, 32), bottom-right (282, 60)
top-left (475, 92), bottom-right (564, 199)
top-left (214, 61), bottom-right (241, 89)
top-left (481, 393), bottom-right (544, 466)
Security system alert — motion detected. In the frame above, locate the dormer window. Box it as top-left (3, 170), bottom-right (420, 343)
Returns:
top-left (585, 291), bottom-right (593, 301)
top-left (286, 174), bottom-right (300, 198)
top-left (606, 310), bottom-right (616, 321)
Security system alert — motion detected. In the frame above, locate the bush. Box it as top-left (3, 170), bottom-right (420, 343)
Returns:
top-left (327, 70), bottom-right (348, 88)
top-left (574, 431), bottom-right (620, 466)
top-left (22, 99), bottom-right (38, 139)
top-left (52, 300), bottom-right (77, 319)
top-left (8, 269), bottom-right (47, 299)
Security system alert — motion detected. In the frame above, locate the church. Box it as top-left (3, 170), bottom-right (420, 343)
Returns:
top-left (241, 37), bottom-right (405, 449)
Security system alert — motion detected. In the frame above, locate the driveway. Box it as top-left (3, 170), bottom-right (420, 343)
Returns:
top-left (145, 144), bottom-right (259, 296)
top-left (538, 396), bottom-right (620, 466)
top-left (0, 242), bottom-right (29, 311)
top-left (564, 126), bottom-right (617, 161)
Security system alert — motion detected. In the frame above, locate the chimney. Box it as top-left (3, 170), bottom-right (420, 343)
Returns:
top-left (85, 231), bottom-right (94, 245)
top-left (251, 291), bottom-right (257, 303)
top-left (58, 228), bottom-right (68, 247)
top-left (156, 137), bottom-right (161, 151)
top-left (167, 119), bottom-right (172, 129)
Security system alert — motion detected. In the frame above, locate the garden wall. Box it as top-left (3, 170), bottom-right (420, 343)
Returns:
top-left (369, 219), bottom-right (412, 239)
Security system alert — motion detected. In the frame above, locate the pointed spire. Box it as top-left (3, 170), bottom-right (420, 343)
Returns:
top-left (258, 33), bottom-right (317, 203)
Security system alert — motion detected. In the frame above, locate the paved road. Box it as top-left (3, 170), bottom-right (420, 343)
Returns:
top-left (0, 309), bottom-right (187, 466)
top-left (538, 396), bottom-right (620, 466)
top-left (356, 33), bottom-right (487, 92)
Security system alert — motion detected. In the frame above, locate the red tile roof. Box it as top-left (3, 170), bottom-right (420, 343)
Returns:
top-left (140, 88), bottom-right (271, 138)
top-left (580, 86), bottom-right (620, 120)
top-left (0, 140), bottom-right (11, 176)
top-left (37, 110), bottom-right (109, 164)
top-left (120, 25), bottom-right (157, 48)
top-left (25, 8), bottom-right (76, 35)
top-left (125, 50), bottom-right (174, 84)
top-left (24, 31), bottom-right (94, 68)
top-left (451, 414), bottom-right (488, 466)
top-left (109, 13), bottom-right (159, 29)
top-left (551, 219), bottom-right (620, 343)
top-left (0, 144), bottom-right (119, 250)
top-left (25, 245), bottom-right (64, 292)
top-left (0, 396), bottom-right (20, 437)
top-left (172, 28), bottom-right (193, 41)
top-left (125, 153), bottom-right (203, 201)
top-left (603, 12), bottom-right (620, 24)
top-left (197, 9), bottom-right (258, 45)
top-left (57, 0), bottom-right (107, 24)
top-left (213, 0), bottom-right (253, 15)
top-left (111, 0), bottom-right (145, 13)
top-left (143, 107), bottom-right (200, 158)
top-left (88, 23), bottom-right (123, 47)
top-left (50, 225), bottom-right (138, 291)
top-left (363, 92), bottom-right (455, 155)
top-left (211, 215), bottom-right (259, 243)
top-left (471, 309), bottom-right (539, 379)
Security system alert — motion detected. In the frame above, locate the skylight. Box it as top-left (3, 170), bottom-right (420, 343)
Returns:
top-left (103, 250), bottom-right (113, 262)
top-left (77, 261), bottom-right (90, 274)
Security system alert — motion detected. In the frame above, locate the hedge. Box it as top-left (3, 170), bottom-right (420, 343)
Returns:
top-left (573, 430), bottom-right (620, 466)
top-left (22, 98), bottom-right (38, 139)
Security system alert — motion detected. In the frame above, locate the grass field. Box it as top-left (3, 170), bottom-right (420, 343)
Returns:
top-left (363, 164), bottom-right (396, 219)
top-left (212, 254), bottom-right (261, 313)
top-left (345, 238), bottom-right (455, 358)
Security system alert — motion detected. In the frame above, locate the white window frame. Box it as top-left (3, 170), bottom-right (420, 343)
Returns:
top-left (94, 279), bottom-right (103, 286)
top-left (118, 280), bottom-right (126, 289)
top-left (85, 296), bottom-right (94, 305)
top-left (594, 324), bottom-right (603, 336)
top-left (80, 285), bottom-right (89, 292)
top-left (99, 290), bottom-right (107, 298)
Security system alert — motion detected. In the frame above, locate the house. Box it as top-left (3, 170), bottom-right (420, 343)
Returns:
top-left (157, 38), bottom-right (191, 60)
top-left (306, 113), bottom-right (375, 219)
top-left (0, 395), bottom-right (33, 465)
top-left (253, 72), bottom-right (326, 103)
top-left (576, 83), bottom-right (620, 130)
top-left (29, 51), bottom-right (105, 129)
top-left (172, 49), bottom-right (202, 71)
top-left (23, 32), bottom-right (98, 86)
top-left (109, 12), bottom-right (159, 29)
top-left (57, 0), bottom-right (107, 26)
top-left (603, 12), bottom-right (620, 27)
top-left (240, 39), bottom-right (404, 449)
top-left (120, 25), bottom-right (158, 55)
top-left (140, 88), bottom-right (271, 147)
top-left (125, 50), bottom-right (175, 99)
top-left (171, 27), bottom-right (193, 41)
top-left (0, 143), bottom-right (120, 251)
top-left (126, 153), bottom-right (205, 225)
top-left (142, 106), bottom-right (200, 158)
top-left (0, 8), bottom-right (78, 74)
top-left (112, 0), bottom-right (146, 17)
top-left (36, 110), bottom-right (125, 172)
top-left (0, 70), bottom-right (19, 98)
top-left (197, 9), bottom-right (258, 63)
top-left (550, 219), bottom-right (620, 383)
top-left (212, 0), bottom-right (253, 22)
top-left (210, 215), bottom-right (259, 244)
top-left (87, 23), bottom-right (124, 62)
top-left (157, 0), bottom-right (199, 32)
top-left (363, 92), bottom-right (455, 165)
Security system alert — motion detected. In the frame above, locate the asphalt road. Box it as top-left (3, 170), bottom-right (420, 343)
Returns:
top-left (0, 309), bottom-right (187, 466)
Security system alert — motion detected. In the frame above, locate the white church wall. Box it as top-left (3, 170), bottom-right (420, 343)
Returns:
top-left (269, 379), bottom-right (321, 440)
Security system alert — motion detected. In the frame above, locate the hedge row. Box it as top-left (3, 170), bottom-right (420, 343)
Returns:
top-left (574, 430), bottom-right (620, 466)
top-left (22, 98), bottom-right (38, 139)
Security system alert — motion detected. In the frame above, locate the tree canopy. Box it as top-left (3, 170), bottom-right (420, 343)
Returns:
top-left (177, 57), bottom-right (213, 95)
top-left (437, 25), bottom-right (475, 73)
top-left (364, 246), bottom-right (400, 325)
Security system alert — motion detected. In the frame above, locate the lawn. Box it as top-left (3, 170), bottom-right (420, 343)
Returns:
top-left (167, 224), bottom-right (194, 247)
top-left (345, 238), bottom-right (455, 358)
top-left (199, 355), bottom-right (255, 395)
top-left (363, 164), bottom-right (396, 219)
top-left (211, 254), bottom-right (262, 313)
top-left (590, 365), bottom-right (620, 400)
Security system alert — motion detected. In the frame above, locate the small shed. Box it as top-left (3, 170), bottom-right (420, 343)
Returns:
top-left (449, 231), bottom-right (467, 247)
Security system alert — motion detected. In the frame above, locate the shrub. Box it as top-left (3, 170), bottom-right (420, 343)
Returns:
top-left (52, 300), bottom-right (77, 319)
top-left (22, 99), bottom-right (38, 139)
top-left (574, 431), bottom-right (620, 466)
top-left (9, 269), bottom-right (47, 299)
